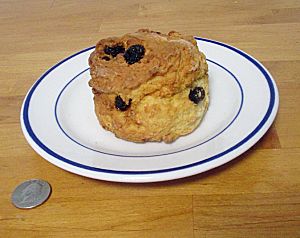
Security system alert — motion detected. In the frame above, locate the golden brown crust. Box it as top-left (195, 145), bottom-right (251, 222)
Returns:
top-left (89, 29), bottom-right (207, 95)
top-left (89, 29), bottom-right (209, 143)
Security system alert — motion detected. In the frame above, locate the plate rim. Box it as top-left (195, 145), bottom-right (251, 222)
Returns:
top-left (20, 37), bottom-right (279, 180)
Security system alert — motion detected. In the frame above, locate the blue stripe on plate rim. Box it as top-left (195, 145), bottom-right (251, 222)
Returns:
top-left (54, 59), bottom-right (244, 157)
top-left (22, 37), bottom-right (277, 175)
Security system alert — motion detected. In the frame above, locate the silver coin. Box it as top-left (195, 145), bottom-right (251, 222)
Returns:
top-left (11, 179), bottom-right (51, 209)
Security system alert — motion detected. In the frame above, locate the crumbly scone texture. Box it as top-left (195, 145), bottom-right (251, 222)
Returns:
top-left (89, 29), bottom-right (209, 143)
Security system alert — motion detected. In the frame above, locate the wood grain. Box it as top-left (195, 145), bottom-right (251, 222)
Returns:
top-left (0, 0), bottom-right (300, 237)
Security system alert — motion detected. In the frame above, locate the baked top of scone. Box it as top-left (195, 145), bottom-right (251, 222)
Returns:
top-left (89, 29), bottom-right (208, 96)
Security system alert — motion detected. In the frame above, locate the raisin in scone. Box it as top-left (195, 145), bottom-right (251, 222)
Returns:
top-left (88, 29), bottom-right (209, 143)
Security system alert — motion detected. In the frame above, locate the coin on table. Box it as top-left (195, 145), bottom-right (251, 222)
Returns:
top-left (11, 179), bottom-right (51, 209)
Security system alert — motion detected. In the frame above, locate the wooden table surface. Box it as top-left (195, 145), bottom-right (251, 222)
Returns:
top-left (1, 0), bottom-right (300, 237)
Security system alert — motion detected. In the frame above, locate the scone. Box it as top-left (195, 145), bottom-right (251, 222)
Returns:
top-left (88, 29), bottom-right (209, 143)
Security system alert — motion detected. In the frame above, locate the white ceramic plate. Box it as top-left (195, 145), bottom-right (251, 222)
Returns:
top-left (21, 38), bottom-right (279, 183)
